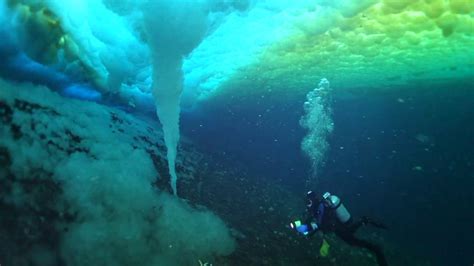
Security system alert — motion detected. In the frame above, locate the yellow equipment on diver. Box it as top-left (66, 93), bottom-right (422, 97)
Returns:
top-left (319, 238), bottom-right (330, 257)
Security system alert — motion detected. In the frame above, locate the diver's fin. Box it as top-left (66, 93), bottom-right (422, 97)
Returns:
top-left (370, 220), bottom-right (388, 230)
top-left (361, 216), bottom-right (388, 230)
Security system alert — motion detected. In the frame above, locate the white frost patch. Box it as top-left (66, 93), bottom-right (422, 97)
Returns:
top-left (0, 80), bottom-right (235, 265)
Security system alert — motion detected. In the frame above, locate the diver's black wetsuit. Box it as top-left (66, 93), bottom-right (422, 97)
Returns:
top-left (305, 201), bottom-right (388, 266)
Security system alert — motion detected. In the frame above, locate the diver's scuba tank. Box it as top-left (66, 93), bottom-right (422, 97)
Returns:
top-left (322, 192), bottom-right (351, 224)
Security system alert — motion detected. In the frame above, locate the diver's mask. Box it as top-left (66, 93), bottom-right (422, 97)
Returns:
top-left (306, 190), bottom-right (316, 207)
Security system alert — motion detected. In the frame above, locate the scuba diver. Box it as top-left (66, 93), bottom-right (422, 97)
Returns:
top-left (290, 191), bottom-right (388, 266)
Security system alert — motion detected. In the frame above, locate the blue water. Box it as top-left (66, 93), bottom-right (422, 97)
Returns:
top-left (182, 82), bottom-right (474, 266)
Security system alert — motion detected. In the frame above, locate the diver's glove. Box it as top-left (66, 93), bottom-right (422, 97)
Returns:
top-left (289, 220), bottom-right (318, 236)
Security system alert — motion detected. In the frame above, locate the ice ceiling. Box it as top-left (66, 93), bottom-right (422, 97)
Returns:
top-left (1, 0), bottom-right (472, 195)
top-left (1, 0), bottom-right (473, 108)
